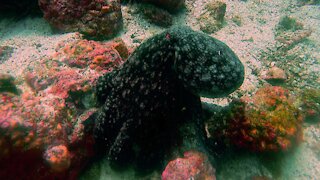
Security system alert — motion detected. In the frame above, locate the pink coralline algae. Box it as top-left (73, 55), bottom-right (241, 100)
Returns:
top-left (0, 39), bottom-right (128, 179)
top-left (39, 0), bottom-right (123, 39)
top-left (162, 151), bottom-right (216, 180)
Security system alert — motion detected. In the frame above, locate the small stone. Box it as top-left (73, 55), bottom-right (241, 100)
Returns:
top-left (141, 0), bottom-right (185, 12)
top-left (262, 66), bottom-right (287, 85)
top-left (206, 86), bottom-right (303, 152)
top-left (39, 0), bottom-right (123, 39)
top-left (0, 74), bottom-right (19, 94)
top-left (139, 4), bottom-right (173, 27)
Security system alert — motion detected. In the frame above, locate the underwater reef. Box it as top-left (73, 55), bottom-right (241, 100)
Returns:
top-left (0, 38), bottom-right (128, 179)
top-left (206, 86), bottom-right (303, 153)
top-left (39, 0), bottom-right (123, 39)
top-left (87, 26), bottom-right (244, 170)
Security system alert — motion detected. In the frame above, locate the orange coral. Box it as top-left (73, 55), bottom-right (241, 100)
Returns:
top-left (207, 86), bottom-right (303, 152)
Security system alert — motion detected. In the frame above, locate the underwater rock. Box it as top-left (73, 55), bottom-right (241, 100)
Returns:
top-left (0, 38), bottom-right (126, 179)
top-left (140, 0), bottom-right (185, 12)
top-left (39, 0), bottom-right (123, 39)
top-left (54, 39), bottom-right (126, 72)
top-left (298, 88), bottom-right (320, 123)
top-left (162, 151), bottom-right (216, 180)
top-left (206, 86), bottom-right (303, 152)
top-left (261, 66), bottom-right (287, 85)
top-left (275, 16), bottom-right (312, 50)
top-left (0, 74), bottom-right (19, 94)
top-left (198, 1), bottom-right (226, 34)
top-left (139, 4), bottom-right (173, 27)
top-left (0, 46), bottom-right (14, 64)
top-left (89, 26), bottom-right (244, 170)
top-left (276, 16), bottom-right (304, 32)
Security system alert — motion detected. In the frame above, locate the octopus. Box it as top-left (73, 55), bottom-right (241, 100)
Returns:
top-left (85, 26), bottom-right (245, 170)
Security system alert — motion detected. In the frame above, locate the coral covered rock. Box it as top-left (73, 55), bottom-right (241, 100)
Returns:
top-left (54, 39), bottom-right (126, 72)
top-left (162, 151), bottom-right (216, 180)
top-left (0, 74), bottom-right (19, 94)
top-left (206, 86), bottom-right (303, 152)
top-left (39, 0), bottom-right (123, 39)
top-left (88, 26), bottom-right (244, 170)
top-left (0, 38), bottom-right (127, 179)
top-left (299, 88), bottom-right (320, 122)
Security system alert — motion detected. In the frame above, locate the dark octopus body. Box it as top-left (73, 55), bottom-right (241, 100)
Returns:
top-left (89, 26), bottom-right (244, 169)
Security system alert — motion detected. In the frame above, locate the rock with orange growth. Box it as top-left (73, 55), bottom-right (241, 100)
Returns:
top-left (39, 0), bottom-right (123, 39)
top-left (206, 86), bottom-right (303, 152)
top-left (0, 38), bottom-right (125, 179)
top-left (44, 145), bottom-right (71, 172)
top-left (55, 39), bottom-right (126, 71)
top-left (162, 151), bottom-right (216, 180)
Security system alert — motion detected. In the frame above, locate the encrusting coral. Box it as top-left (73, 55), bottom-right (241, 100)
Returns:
top-left (206, 86), bottom-right (303, 153)
top-left (85, 26), bottom-right (244, 170)
top-left (0, 38), bottom-right (128, 179)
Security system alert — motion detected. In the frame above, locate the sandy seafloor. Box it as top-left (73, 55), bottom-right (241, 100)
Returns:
top-left (0, 0), bottom-right (320, 179)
